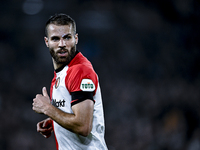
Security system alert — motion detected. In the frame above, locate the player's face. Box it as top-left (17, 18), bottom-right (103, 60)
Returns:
top-left (44, 24), bottom-right (78, 67)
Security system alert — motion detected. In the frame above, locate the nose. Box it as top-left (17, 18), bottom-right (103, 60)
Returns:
top-left (58, 39), bottom-right (66, 48)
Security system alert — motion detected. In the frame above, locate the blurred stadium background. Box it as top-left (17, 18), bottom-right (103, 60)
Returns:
top-left (0, 0), bottom-right (200, 149)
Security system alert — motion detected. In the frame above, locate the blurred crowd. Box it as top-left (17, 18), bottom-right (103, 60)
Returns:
top-left (0, 0), bottom-right (200, 150)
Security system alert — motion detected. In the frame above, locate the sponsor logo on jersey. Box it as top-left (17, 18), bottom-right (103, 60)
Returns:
top-left (80, 79), bottom-right (95, 92)
top-left (51, 99), bottom-right (65, 107)
top-left (55, 77), bottom-right (60, 89)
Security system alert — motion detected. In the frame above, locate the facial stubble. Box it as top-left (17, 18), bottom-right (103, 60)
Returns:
top-left (49, 43), bottom-right (76, 66)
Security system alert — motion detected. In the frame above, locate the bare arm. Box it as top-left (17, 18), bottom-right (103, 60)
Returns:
top-left (33, 87), bottom-right (94, 137)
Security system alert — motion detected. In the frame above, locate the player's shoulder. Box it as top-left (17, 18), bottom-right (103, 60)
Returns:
top-left (67, 52), bottom-right (97, 78)
top-left (68, 63), bottom-right (95, 74)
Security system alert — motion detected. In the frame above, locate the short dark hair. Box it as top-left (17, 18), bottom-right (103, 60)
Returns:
top-left (45, 13), bottom-right (76, 37)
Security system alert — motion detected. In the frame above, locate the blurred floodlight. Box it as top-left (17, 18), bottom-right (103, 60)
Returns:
top-left (22, 0), bottom-right (43, 15)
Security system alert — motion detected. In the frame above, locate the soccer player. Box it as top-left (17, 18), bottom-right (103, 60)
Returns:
top-left (32, 13), bottom-right (108, 150)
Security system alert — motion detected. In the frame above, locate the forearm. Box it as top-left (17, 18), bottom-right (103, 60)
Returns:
top-left (33, 88), bottom-right (93, 136)
top-left (43, 104), bottom-right (89, 136)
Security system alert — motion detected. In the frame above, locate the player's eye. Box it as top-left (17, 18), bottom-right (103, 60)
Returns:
top-left (64, 35), bottom-right (72, 40)
top-left (51, 37), bottom-right (59, 41)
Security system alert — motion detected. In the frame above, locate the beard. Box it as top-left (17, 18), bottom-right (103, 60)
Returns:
top-left (49, 44), bottom-right (76, 66)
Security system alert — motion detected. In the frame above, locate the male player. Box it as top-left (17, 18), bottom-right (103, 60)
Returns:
top-left (32, 14), bottom-right (108, 150)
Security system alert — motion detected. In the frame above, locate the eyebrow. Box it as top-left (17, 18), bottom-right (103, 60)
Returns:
top-left (62, 33), bottom-right (72, 38)
top-left (50, 33), bottom-right (72, 39)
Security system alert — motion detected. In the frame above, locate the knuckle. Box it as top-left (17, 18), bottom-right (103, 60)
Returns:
top-left (36, 94), bottom-right (41, 98)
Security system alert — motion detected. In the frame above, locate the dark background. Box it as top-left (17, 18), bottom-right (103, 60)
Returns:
top-left (0, 0), bottom-right (200, 149)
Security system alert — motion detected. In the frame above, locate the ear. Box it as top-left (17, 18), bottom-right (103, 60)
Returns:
top-left (75, 33), bottom-right (78, 44)
top-left (44, 37), bottom-right (49, 47)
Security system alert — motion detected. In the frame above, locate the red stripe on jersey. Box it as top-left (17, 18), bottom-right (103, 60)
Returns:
top-left (52, 122), bottom-right (59, 150)
top-left (71, 99), bottom-right (79, 103)
top-left (50, 72), bottom-right (58, 149)
top-left (50, 72), bottom-right (57, 100)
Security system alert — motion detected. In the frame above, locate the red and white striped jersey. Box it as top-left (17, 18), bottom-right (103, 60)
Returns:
top-left (50, 52), bottom-right (108, 150)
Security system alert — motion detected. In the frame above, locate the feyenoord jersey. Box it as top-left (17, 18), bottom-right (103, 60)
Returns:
top-left (50, 52), bottom-right (108, 150)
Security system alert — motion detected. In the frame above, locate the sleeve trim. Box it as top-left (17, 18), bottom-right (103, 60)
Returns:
top-left (71, 91), bottom-right (95, 107)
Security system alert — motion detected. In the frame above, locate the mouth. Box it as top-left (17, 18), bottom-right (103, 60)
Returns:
top-left (57, 49), bottom-right (68, 57)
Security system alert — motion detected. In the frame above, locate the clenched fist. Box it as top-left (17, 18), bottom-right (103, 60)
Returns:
top-left (32, 87), bottom-right (51, 114)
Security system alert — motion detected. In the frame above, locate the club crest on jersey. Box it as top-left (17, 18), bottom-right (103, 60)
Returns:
top-left (55, 77), bottom-right (60, 89)
top-left (80, 79), bottom-right (95, 92)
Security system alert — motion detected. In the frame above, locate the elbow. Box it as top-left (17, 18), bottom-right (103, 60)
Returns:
top-left (78, 125), bottom-right (92, 137)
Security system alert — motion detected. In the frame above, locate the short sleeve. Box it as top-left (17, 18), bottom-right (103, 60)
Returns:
top-left (65, 64), bottom-right (98, 95)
